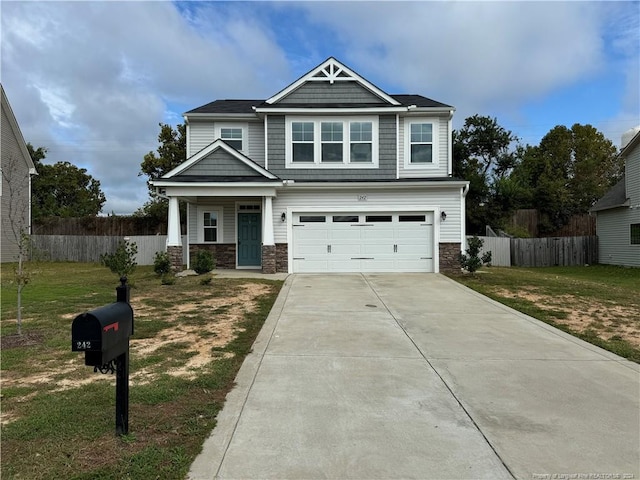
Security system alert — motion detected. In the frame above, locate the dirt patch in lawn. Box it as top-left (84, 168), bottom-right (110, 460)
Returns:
top-left (1, 282), bottom-right (273, 424)
top-left (493, 287), bottom-right (640, 347)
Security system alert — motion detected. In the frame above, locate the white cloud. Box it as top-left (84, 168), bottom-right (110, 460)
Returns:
top-left (1, 1), bottom-right (290, 214)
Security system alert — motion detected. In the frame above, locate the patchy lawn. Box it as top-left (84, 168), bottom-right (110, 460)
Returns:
top-left (1, 262), bottom-right (283, 479)
top-left (446, 265), bottom-right (640, 363)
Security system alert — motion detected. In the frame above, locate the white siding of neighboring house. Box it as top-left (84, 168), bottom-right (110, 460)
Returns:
top-left (398, 115), bottom-right (450, 179)
top-left (1, 89), bottom-right (34, 263)
top-left (597, 140), bottom-right (640, 267)
top-left (271, 186), bottom-right (464, 244)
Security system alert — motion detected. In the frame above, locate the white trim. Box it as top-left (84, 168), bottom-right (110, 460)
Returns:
top-left (281, 180), bottom-right (469, 190)
top-left (186, 122), bottom-right (191, 158)
top-left (403, 117), bottom-right (440, 170)
top-left (196, 205), bottom-right (224, 244)
top-left (186, 202), bottom-right (191, 269)
top-left (265, 57), bottom-right (400, 106)
top-left (396, 114), bottom-right (400, 179)
top-left (285, 116), bottom-right (379, 169)
top-left (264, 114), bottom-right (269, 170)
top-left (158, 185), bottom-right (279, 198)
top-left (286, 205), bottom-right (440, 274)
top-left (256, 106), bottom-right (451, 115)
top-left (159, 139), bottom-right (277, 179)
top-left (447, 117), bottom-right (453, 176)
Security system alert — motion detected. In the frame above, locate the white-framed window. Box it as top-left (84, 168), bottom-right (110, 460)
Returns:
top-left (404, 118), bottom-right (439, 169)
top-left (292, 121), bottom-right (314, 162)
top-left (197, 207), bottom-right (223, 243)
top-left (286, 117), bottom-right (378, 168)
top-left (216, 123), bottom-right (247, 152)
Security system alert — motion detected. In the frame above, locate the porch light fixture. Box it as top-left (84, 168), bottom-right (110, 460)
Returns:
top-left (440, 211), bottom-right (447, 221)
top-left (281, 212), bottom-right (286, 222)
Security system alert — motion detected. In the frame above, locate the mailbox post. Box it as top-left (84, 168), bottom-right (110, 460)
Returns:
top-left (72, 276), bottom-right (133, 436)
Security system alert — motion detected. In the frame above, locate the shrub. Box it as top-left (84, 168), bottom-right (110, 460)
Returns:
top-left (100, 240), bottom-right (137, 277)
top-left (193, 250), bottom-right (215, 274)
top-left (153, 251), bottom-right (172, 276)
top-left (460, 236), bottom-right (492, 274)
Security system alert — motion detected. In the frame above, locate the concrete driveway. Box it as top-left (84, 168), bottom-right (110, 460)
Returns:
top-left (189, 274), bottom-right (640, 480)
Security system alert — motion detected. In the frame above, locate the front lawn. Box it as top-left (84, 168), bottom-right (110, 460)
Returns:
top-left (446, 265), bottom-right (640, 363)
top-left (1, 262), bottom-right (283, 479)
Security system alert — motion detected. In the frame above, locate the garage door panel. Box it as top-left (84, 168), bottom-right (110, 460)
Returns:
top-left (292, 211), bottom-right (435, 273)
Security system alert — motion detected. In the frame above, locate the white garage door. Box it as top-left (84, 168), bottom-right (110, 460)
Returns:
top-left (292, 212), bottom-right (434, 273)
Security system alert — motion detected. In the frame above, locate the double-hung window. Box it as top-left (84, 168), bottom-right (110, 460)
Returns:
top-left (203, 211), bottom-right (218, 242)
top-left (287, 117), bottom-right (377, 167)
top-left (292, 122), bottom-right (314, 163)
top-left (350, 122), bottom-right (373, 163)
top-left (404, 118), bottom-right (438, 168)
top-left (321, 122), bottom-right (343, 163)
top-left (216, 124), bottom-right (247, 152)
top-left (410, 123), bottom-right (433, 163)
top-left (197, 206), bottom-right (223, 243)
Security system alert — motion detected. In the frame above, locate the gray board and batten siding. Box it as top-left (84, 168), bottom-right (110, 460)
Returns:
top-left (266, 115), bottom-right (397, 180)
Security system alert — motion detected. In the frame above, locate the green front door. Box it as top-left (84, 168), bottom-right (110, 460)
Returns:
top-left (238, 213), bottom-right (262, 267)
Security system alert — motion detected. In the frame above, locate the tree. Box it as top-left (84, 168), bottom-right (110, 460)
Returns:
top-left (1, 153), bottom-right (34, 335)
top-left (453, 115), bottom-right (521, 234)
top-left (28, 144), bottom-right (106, 220)
top-left (511, 124), bottom-right (621, 233)
top-left (136, 123), bottom-right (186, 222)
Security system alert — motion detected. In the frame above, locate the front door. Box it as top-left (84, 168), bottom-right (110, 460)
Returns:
top-left (237, 213), bottom-right (262, 267)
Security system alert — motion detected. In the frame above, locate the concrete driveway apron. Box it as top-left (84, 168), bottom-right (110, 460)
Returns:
top-left (189, 274), bottom-right (640, 480)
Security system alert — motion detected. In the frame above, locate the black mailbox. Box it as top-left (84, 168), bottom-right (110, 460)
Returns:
top-left (72, 302), bottom-right (133, 366)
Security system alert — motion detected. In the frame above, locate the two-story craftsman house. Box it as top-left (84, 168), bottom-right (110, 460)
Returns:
top-left (152, 58), bottom-right (469, 274)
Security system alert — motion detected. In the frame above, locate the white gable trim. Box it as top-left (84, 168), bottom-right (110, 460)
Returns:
top-left (161, 139), bottom-right (278, 179)
top-left (265, 57), bottom-right (400, 106)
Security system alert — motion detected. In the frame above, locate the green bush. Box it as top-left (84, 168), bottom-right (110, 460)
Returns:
top-left (460, 236), bottom-right (492, 274)
top-left (153, 251), bottom-right (172, 276)
top-left (193, 250), bottom-right (215, 274)
top-left (100, 240), bottom-right (137, 277)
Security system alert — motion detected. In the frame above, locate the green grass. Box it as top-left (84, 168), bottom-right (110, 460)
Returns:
top-left (447, 265), bottom-right (640, 363)
top-left (1, 262), bottom-right (282, 480)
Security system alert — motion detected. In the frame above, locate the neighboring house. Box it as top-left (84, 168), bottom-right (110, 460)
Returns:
top-left (1, 85), bottom-right (37, 263)
top-left (152, 58), bottom-right (469, 274)
top-left (590, 126), bottom-right (640, 267)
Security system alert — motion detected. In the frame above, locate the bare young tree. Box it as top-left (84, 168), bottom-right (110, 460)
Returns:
top-left (1, 153), bottom-right (34, 335)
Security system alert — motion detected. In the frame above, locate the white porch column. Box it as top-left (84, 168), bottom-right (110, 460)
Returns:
top-left (167, 196), bottom-right (181, 246)
top-left (263, 196), bottom-right (275, 246)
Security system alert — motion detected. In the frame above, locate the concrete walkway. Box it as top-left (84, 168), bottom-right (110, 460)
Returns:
top-left (188, 274), bottom-right (640, 480)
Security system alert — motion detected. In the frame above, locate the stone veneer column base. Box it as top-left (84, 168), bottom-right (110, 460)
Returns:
top-left (439, 243), bottom-right (461, 273)
top-left (167, 245), bottom-right (183, 272)
top-left (275, 243), bottom-right (288, 273)
top-left (262, 245), bottom-right (276, 274)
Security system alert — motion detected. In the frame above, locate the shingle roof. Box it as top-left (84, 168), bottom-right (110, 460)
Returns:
top-left (186, 100), bottom-right (263, 114)
top-left (185, 95), bottom-right (452, 115)
top-left (590, 177), bottom-right (628, 212)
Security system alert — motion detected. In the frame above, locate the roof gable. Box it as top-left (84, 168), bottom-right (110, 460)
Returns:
top-left (162, 139), bottom-right (278, 180)
top-left (265, 57), bottom-right (400, 106)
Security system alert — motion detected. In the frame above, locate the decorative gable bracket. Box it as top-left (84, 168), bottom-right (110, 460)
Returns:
top-left (265, 57), bottom-right (400, 106)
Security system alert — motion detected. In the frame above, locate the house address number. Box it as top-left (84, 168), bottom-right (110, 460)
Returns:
top-left (358, 194), bottom-right (367, 201)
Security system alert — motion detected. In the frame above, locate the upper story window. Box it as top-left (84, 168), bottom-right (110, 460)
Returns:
top-left (404, 118), bottom-right (439, 169)
top-left (292, 122), bottom-right (314, 162)
top-left (216, 124), bottom-right (247, 152)
top-left (287, 117), bottom-right (378, 168)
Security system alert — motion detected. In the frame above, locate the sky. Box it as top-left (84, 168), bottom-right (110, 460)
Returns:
top-left (1, 1), bottom-right (639, 215)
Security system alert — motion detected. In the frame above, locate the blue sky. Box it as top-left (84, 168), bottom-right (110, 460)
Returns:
top-left (1, 1), bottom-right (638, 214)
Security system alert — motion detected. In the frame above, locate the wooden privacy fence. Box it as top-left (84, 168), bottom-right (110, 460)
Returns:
top-left (31, 235), bottom-right (188, 265)
top-left (469, 236), bottom-right (598, 268)
top-left (510, 236), bottom-right (598, 267)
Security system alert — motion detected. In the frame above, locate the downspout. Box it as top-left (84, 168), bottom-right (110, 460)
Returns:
top-left (28, 168), bottom-right (37, 235)
top-left (461, 183), bottom-right (469, 249)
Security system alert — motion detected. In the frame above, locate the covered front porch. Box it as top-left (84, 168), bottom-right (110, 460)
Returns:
top-left (162, 187), bottom-right (284, 274)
